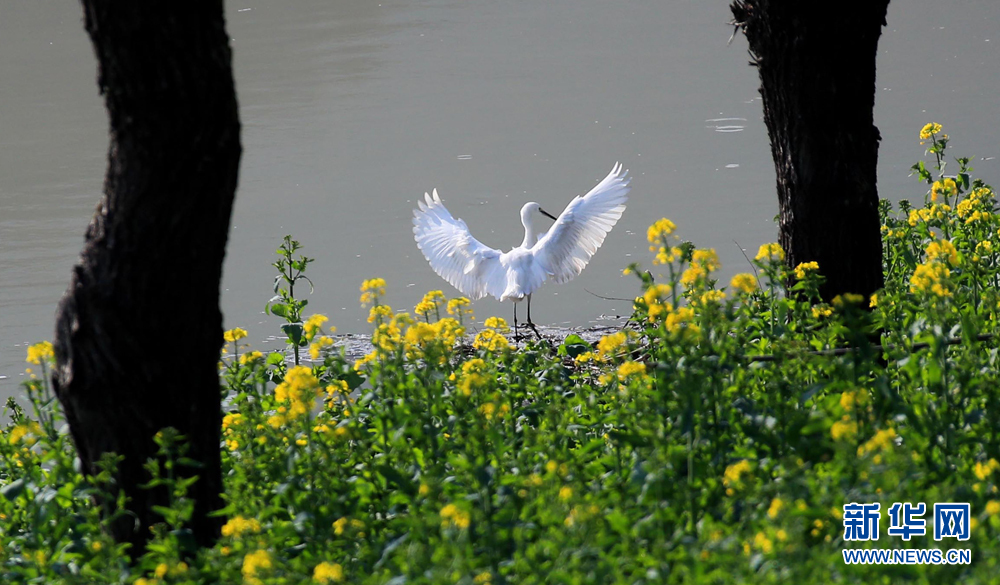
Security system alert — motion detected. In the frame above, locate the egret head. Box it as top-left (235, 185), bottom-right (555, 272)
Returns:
top-left (520, 202), bottom-right (558, 225)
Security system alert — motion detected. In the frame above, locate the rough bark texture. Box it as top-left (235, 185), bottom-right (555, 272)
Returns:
top-left (731, 0), bottom-right (889, 301)
top-left (53, 0), bottom-right (241, 554)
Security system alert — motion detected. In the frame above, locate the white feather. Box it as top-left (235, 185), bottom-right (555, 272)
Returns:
top-left (412, 163), bottom-right (630, 302)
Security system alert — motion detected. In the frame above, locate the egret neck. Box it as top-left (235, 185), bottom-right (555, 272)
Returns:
top-left (520, 202), bottom-right (541, 248)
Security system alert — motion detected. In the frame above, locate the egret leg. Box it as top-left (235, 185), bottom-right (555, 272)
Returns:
top-left (526, 294), bottom-right (541, 339)
top-left (513, 301), bottom-right (519, 341)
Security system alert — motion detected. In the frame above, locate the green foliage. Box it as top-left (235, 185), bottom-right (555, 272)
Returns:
top-left (3, 125), bottom-right (1000, 583)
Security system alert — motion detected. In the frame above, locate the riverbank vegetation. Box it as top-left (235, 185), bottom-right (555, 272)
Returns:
top-left (3, 126), bottom-right (1000, 583)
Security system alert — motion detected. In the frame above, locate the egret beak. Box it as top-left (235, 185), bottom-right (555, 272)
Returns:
top-left (540, 208), bottom-right (558, 221)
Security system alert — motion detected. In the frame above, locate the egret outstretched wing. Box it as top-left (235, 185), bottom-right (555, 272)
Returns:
top-left (413, 189), bottom-right (507, 300)
top-left (533, 163), bottom-right (630, 283)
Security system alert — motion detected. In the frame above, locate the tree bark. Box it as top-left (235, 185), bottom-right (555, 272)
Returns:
top-left (730, 0), bottom-right (888, 301)
top-left (53, 0), bottom-right (241, 554)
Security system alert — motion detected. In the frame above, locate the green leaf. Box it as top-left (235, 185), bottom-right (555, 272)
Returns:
top-left (558, 334), bottom-right (591, 358)
top-left (283, 324), bottom-right (304, 346)
top-left (376, 465), bottom-right (417, 496)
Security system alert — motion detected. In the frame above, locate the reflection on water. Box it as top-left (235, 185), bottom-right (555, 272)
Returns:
top-left (2, 0), bottom-right (1000, 399)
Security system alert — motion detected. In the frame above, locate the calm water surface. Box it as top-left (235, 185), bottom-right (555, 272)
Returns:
top-left (2, 0), bottom-right (999, 398)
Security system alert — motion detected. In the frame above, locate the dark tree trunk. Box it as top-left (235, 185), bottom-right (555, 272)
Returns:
top-left (52, 1), bottom-right (241, 555)
top-left (731, 0), bottom-right (888, 301)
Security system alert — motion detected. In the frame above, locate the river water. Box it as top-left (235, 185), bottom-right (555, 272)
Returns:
top-left (2, 0), bottom-right (999, 399)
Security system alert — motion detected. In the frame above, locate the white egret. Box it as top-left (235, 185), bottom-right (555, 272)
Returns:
top-left (412, 162), bottom-right (630, 338)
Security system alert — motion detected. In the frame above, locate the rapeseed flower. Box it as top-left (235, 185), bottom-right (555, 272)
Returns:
top-left (472, 329), bottom-right (509, 352)
top-left (440, 504), bottom-right (471, 529)
top-left (221, 516), bottom-right (262, 538)
top-left (755, 243), bottom-right (784, 263)
top-left (919, 122), bottom-right (942, 140)
top-left (793, 261), bottom-right (819, 280)
top-left (483, 316), bottom-right (510, 332)
top-left (830, 416), bottom-right (858, 441)
top-left (724, 459), bottom-right (751, 487)
top-left (597, 331), bottom-right (627, 358)
top-left (26, 341), bottom-right (54, 365)
top-left (313, 562), bottom-right (344, 583)
top-left (910, 262), bottom-right (951, 297)
top-left (360, 278), bottom-right (386, 306)
top-left (925, 239), bottom-right (958, 266)
top-left (616, 360), bottom-right (646, 382)
top-left (223, 328), bottom-right (248, 343)
top-left (647, 218), bottom-right (676, 243)
top-left (303, 314), bottom-right (331, 341)
top-left (242, 550), bottom-right (273, 584)
top-left (729, 273), bottom-right (758, 294)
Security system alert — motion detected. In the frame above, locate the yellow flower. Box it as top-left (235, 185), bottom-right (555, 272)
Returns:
top-left (25, 341), bottom-right (54, 365)
top-left (483, 316), bottom-right (510, 332)
top-left (575, 351), bottom-right (597, 364)
top-left (309, 336), bottom-right (335, 360)
top-left (691, 248), bottom-right (721, 272)
top-left (925, 239), bottom-right (959, 266)
top-left (919, 122), bottom-right (942, 140)
top-left (303, 314), bottom-right (330, 340)
top-left (8, 422), bottom-right (40, 446)
top-left (724, 459), bottom-right (752, 487)
top-left (857, 427), bottom-right (896, 457)
top-left (647, 218), bottom-right (677, 243)
top-left (973, 459), bottom-right (1000, 481)
top-left (559, 486), bottom-right (573, 501)
top-left (91, 541), bottom-right (102, 552)
top-left (767, 498), bottom-right (784, 519)
top-left (730, 273), bottom-right (758, 294)
top-left (368, 305), bottom-right (393, 324)
top-left (155, 563), bottom-right (168, 578)
top-left (273, 365), bottom-right (322, 419)
top-left (831, 417), bottom-right (858, 441)
top-left (242, 550), bottom-right (273, 580)
top-left (986, 501), bottom-right (1000, 516)
top-left (360, 278), bottom-right (387, 306)
top-left (652, 245), bottom-right (682, 266)
top-left (596, 331), bottom-right (627, 357)
top-left (755, 243), bottom-right (785, 263)
top-left (221, 516), bottom-right (262, 538)
top-left (754, 531), bottom-right (773, 554)
top-left (239, 351), bottom-right (263, 365)
top-left (931, 178), bottom-right (957, 202)
top-left (910, 262), bottom-right (951, 296)
top-left (699, 290), bottom-right (726, 305)
top-left (472, 329), bottom-right (510, 352)
top-left (446, 297), bottom-right (473, 318)
top-left (869, 293), bottom-right (878, 308)
top-left (665, 306), bottom-right (697, 337)
top-left (333, 517), bottom-right (348, 535)
top-left (680, 264), bottom-right (707, 288)
top-left (793, 261), bottom-right (820, 280)
top-left (811, 305), bottom-right (833, 319)
top-left (440, 503), bottom-right (471, 529)
top-left (313, 562), bottom-right (344, 583)
top-left (223, 328), bottom-right (248, 343)
top-left (616, 360), bottom-right (647, 382)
